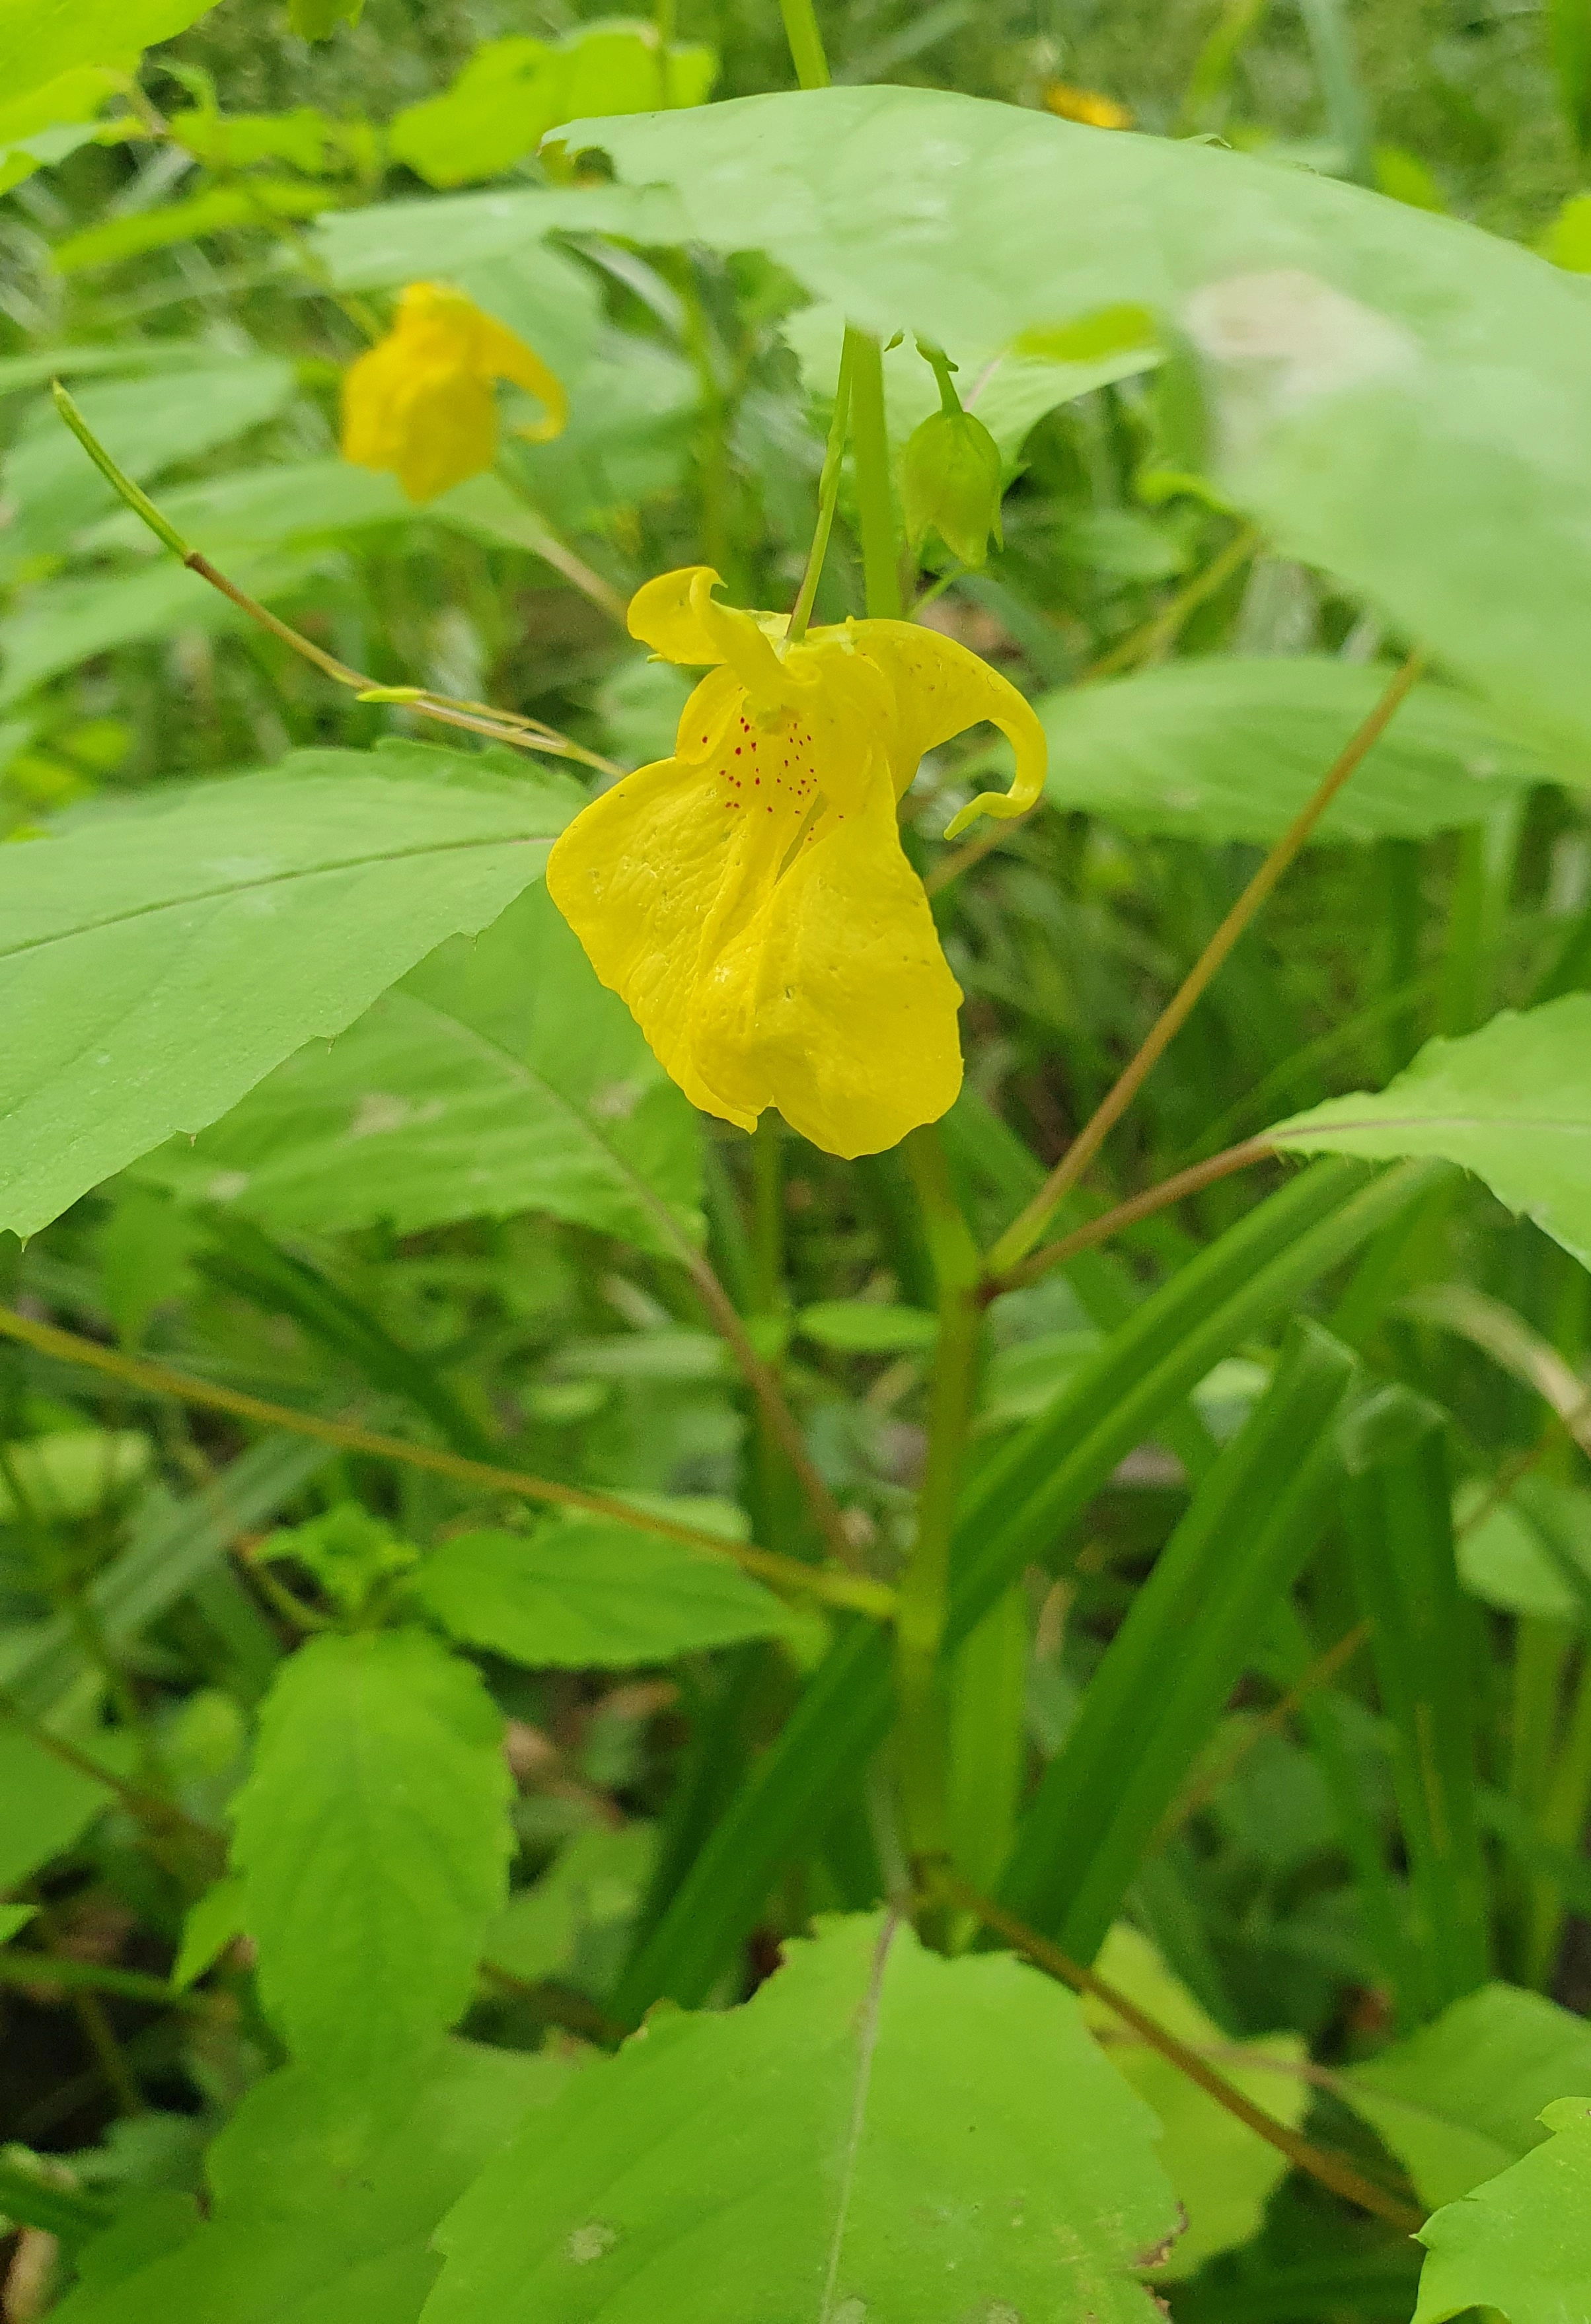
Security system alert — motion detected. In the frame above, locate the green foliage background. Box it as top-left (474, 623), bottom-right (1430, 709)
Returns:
top-left (5, 2), bottom-right (1591, 2321)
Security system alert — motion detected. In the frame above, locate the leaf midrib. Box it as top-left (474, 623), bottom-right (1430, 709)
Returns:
top-left (0, 826), bottom-right (555, 967)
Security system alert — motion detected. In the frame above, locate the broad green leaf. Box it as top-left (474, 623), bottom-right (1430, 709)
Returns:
top-left (1455, 1477), bottom-right (1591, 1621)
top-left (138, 884), bottom-right (704, 1256)
top-left (1344, 1982), bottom-right (1591, 2211)
top-left (49, 2043), bottom-right (570, 2324)
top-left (796, 1300), bottom-right (941, 1354)
top-left (0, 550), bottom-right (329, 704)
top-left (390, 27), bottom-right (716, 190)
top-left (413, 1518), bottom-right (787, 1669)
top-left (568, 86), bottom-right (1591, 768)
top-left (427, 1912), bottom-right (1180, 2321)
top-left (0, 1429), bottom-right (149, 1522)
top-left (230, 1628), bottom-right (513, 2080)
top-left (0, 1905), bottom-right (36, 1942)
top-left (1, 359), bottom-right (295, 568)
top-left (0, 745), bottom-right (575, 1238)
top-left (52, 182), bottom-right (333, 274)
top-left (0, 341), bottom-right (211, 397)
top-left (1270, 996), bottom-right (1591, 1271)
top-left (1413, 2095), bottom-right (1591, 2323)
top-left (79, 460), bottom-right (441, 559)
top-left (0, 1), bottom-right (221, 112)
top-left (1022, 659), bottom-right (1550, 844)
top-left (1084, 1924), bottom-right (1306, 2279)
top-left (313, 185), bottom-right (690, 291)
top-left (0, 1720), bottom-right (117, 1889)
top-left (0, 118), bottom-right (108, 198)
top-left (484, 1822), bottom-right (657, 1986)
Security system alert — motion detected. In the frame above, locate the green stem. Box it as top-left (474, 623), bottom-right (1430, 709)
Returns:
top-left (1528, 1645), bottom-right (1591, 1986)
top-left (897, 1127), bottom-right (983, 1934)
top-left (846, 327), bottom-right (903, 620)
top-left (917, 339), bottom-right (963, 416)
top-left (788, 338), bottom-right (854, 642)
top-left (778, 0), bottom-right (831, 88)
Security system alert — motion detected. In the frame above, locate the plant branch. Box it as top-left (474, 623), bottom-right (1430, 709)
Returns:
top-left (0, 1307), bottom-right (894, 1623)
top-left (51, 380), bottom-right (622, 778)
top-left (985, 649), bottom-right (1428, 1278)
top-left (788, 336), bottom-right (854, 642)
top-left (778, 0), bottom-right (831, 88)
top-left (946, 1876), bottom-right (1424, 2235)
top-left (990, 1136), bottom-right (1278, 1296)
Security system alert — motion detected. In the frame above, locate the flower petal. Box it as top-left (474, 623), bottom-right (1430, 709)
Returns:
top-left (473, 310), bottom-right (568, 442)
top-left (546, 668), bottom-right (821, 1131)
top-left (692, 766), bottom-right (965, 1157)
top-left (628, 566), bottom-right (790, 707)
top-left (852, 619), bottom-right (1047, 834)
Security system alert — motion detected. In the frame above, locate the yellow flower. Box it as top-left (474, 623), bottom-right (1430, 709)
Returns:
top-left (340, 281), bottom-right (566, 503)
top-left (546, 566), bottom-right (1046, 1158)
top-left (1043, 81), bottom-right (1132, 130)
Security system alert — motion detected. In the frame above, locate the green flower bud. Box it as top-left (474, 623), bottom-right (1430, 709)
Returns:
top-left (900, 408), bottom-right (1004, 568)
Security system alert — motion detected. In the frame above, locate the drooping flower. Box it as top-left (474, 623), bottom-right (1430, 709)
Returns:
top-left (1043, 81), bottom-right (1132, 129)
top-left (546, 566), bottom-right (1046, 1159)
top-left (340, 281), bottom-right (566, 503)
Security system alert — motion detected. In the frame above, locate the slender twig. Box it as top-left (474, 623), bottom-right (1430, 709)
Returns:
top-left (990, 1136), bottom-right (1278, 1297)
top-left (0, 1307), bottom-right (893, 1622)
top-left (788, 338), bottom-right (854, 643)
top-left (1156, 1620), bottom-right (1372, 1843)
top-left (946, 1877), bottom-right (1424, 2235)
top-left (985, 650), bottom-right (1428, 1279)
top-left (1084, 521), bottom-right (1264, 683)
top-left (50, 381), bottom-right (621, 778)
top-left (0, 1947), bottom-right (226, 2017)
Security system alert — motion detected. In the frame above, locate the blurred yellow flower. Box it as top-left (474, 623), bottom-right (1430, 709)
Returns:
top-left (546, 566), bottom-right (1046, 1158)
top-left (1043, 81), bottom-right (1132, 129)
top-left (340, 281), bottom-right (566, 503)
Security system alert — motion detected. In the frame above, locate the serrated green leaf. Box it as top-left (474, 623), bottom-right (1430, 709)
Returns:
top-left (1270, 996), bottom-right (1591, 1271)
top-left (230, 1628), bottom-right (513, 2080)
top-left (0, 1), bottom-right (220, 114)
top-left (1413, 2095), bottom-right (1591, 2323)
top-left (1022, 658), bottom-right (1551, 843)
top-left (427, 1912), bottom-right (1180, 2321)
top-left (0, 746), bottom-right (575, 1239)
top-left (568, 85), bottom-right (1591, 768)
top-left (139, 884), bottom-right (703, 1256)
top-left (48, 2043), bottom-right (570, 2324)
top-left (1344, 1983), bottom-right (1591, 2212)
top-left (413, 1519), bottom-right (787, 1670)
top-left (1084, 1924), bottom-right (1306, 2278)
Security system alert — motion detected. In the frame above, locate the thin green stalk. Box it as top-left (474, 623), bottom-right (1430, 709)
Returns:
top-left (0, 1947), bottom-right (224, 2016)
top-left (846, 327), bottom-right (903, 620)
top-left (50, 381), bottom-right (620, 774)
top-left (1530, 1647), bottom-right (1591, 1983)
top-left (1298, 0), bottom-right (1374, 184)
top-left (779, 0), bottom-right (831, 88)
top-left (788, 339), bottom-right (854, 642)
top-left (896, 1128), bottom-right (984, 1934)
top-left (984, 650), bottom-right (1428, 1280)
top-left (0, 1305), bottom-right (893, 1622)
